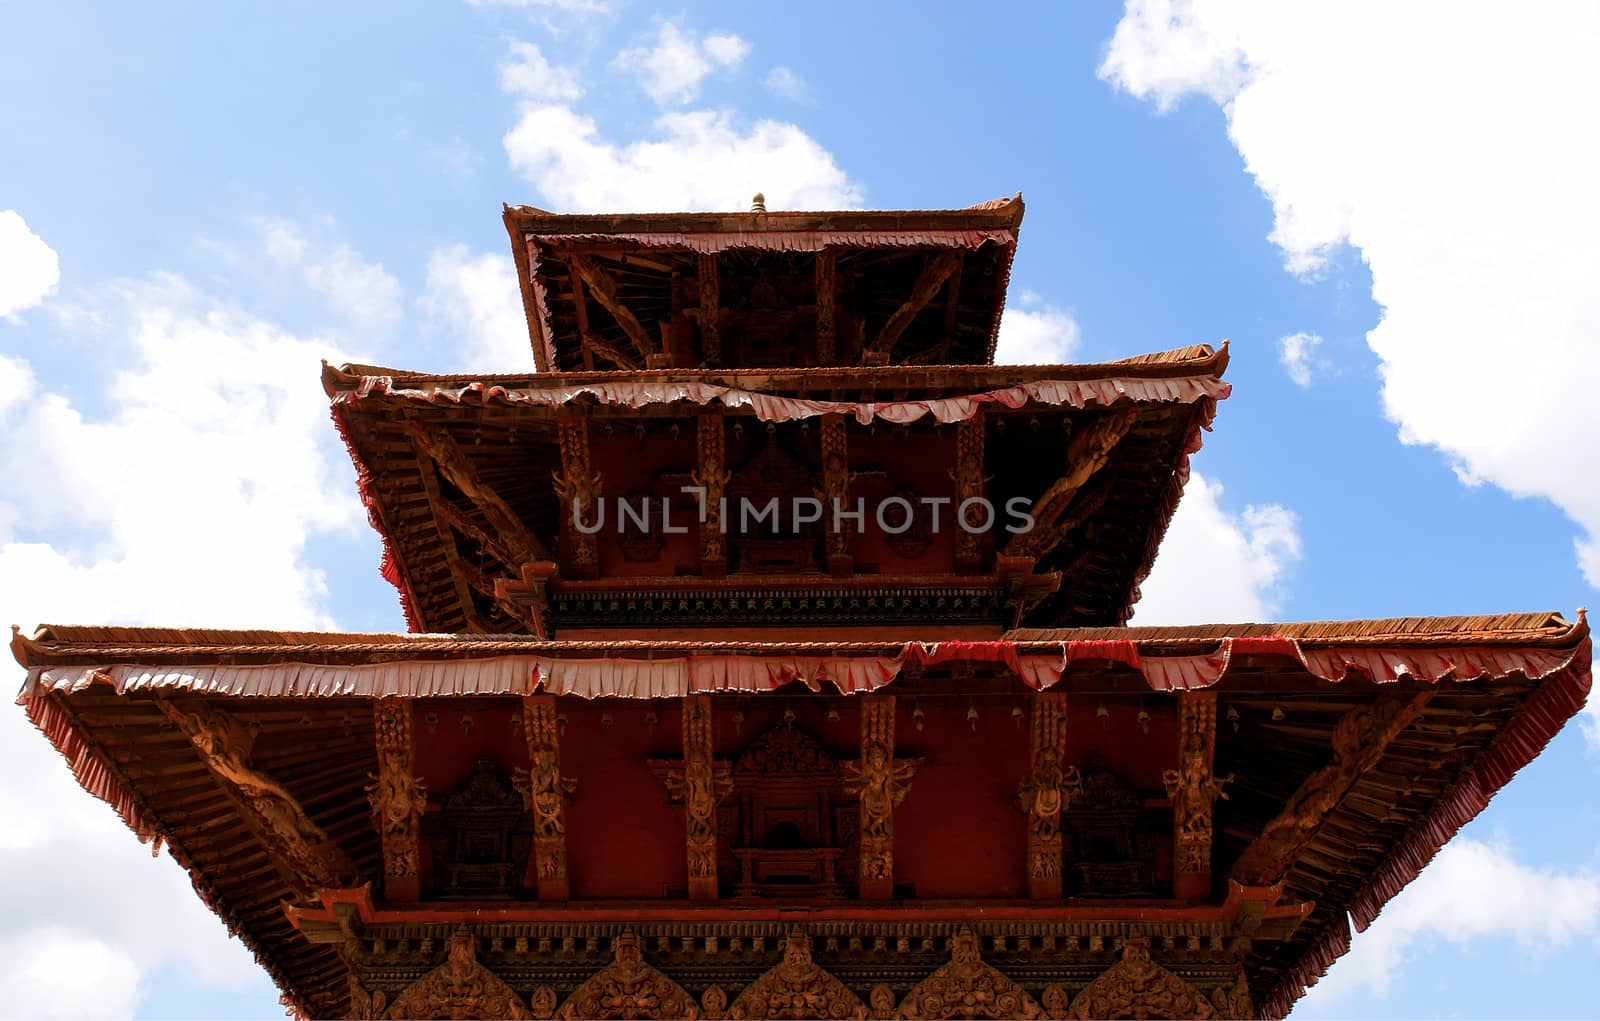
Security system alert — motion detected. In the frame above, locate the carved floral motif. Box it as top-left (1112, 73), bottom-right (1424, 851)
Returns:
top-left (893, 928), bottom-right (1042, 1020)
top-left (727, 930), bottom-right (867, 1020)
top-left (556, 931), bottom-right (700, 1020)
top-left (385, 927), bottom-right (531, 1020)
top-left (1066, 940), bottom-right (1216, 1020)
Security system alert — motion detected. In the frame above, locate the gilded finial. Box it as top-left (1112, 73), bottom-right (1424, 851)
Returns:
top-left (751, 192), bottom-right (766, 213)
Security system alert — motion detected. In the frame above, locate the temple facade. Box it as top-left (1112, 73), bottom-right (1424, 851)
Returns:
top-left (13, 195), bottom-right (1592, 1019)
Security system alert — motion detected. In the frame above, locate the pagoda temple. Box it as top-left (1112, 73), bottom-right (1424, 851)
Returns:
top-left (12, 194), bottom-right (1591, 1020)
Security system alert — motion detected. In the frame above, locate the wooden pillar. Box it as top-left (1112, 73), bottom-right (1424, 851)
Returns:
top-left (821, 414), bottom-right (852, 576)
top-left (815, 249), bottom-right (836, 363)
top-left (848, 697), bottom-right (918, 900)
top-left (682, 695), bottom-right (731, 901)
top-left (1166, 691), bottom-right (1223, 900)
top-left (553, 413), bottom-right (599, 578)
top-left (1018, 691), bottom-right (1072, 900)
top-left (695, 412), bottom-right (729, 578)
top-left (522, 695), bottom-right (572, 900)
top-left (954, 414), bottom-right (985, 572)
top-left (369, 699), bottom-right (426, 901)
top-left (697, 252), bottom-right (721, 367)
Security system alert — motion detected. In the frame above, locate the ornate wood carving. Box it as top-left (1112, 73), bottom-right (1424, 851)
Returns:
top-left (521, 696), bottom-right (575, 899)
top-left (865, 251), bottom-right (961, 362)
top-left (682, 694), bottom-right (733, 900)
top-left (1209, 970), bottom-right (1254, 1020)
top-left (556, 930), bottom-right (700, 1020)
top-left (156, 699), bottom-right (354, 895)
top-left (1230, 690), bottom-right (1433, 886)
top-left (1006, 411), bottom-right (1137, 559)
top-left (368, 699), bottom-right (426, 900)
top-left (727, 929), bottom-right (867, 1020)
top-left (868, 986), bottom-right (897, 1020)
top-left (1015, 692), bottom-right (1077, 899)
top-left (815, 250), bottom-right (836, 363)
top-left (953, 414), bottom-right (986, 571)
top-left (385, 926), bottom-right (532, 1020)
top-left (821, 415), bottom-right (852, 574)
top-left (695, 412), bottom-right (730, 574)
top-left (439, 757), bottom-right (525, 897)
top-left (893, 927), bottom-right (1042, 1020)
top-left (1163, 691), bottom-right (1229, 897)
top-left (346, 970), bottom-right (386, 1020)
top-left (569, 254), bottom-right (659, 361)
top-left (554, 414), bottom-right (601, 576)
top-left (1066, 940), bottom-right (1216, 1020)
top-left (842, 698), bottom-right (919, 900)
top-left (702, 986), bottom-right (729, 1018)
top-left (697, 252), bottom-right (721, 366)
top-left (1065, 764), bottom-right (1150, 896)
top-left (406, 422), bottom-right (546, 566)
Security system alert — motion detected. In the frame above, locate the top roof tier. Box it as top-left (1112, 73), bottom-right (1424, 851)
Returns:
top-left (504, 194), bottom-right (1025, 372)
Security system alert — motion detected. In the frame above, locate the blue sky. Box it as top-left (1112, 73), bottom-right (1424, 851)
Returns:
top-left (1, 2), bottom-right (1597, 1017)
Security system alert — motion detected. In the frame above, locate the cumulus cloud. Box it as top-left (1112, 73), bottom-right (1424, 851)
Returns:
top-left (422, 244), bottom-right (532, 369)
top-left (1132, 472), bottom-right (1301, 624)
top-left (614, 24), bottom-right (749, 105)
top-left (1100, 1), bottom-right (1600, 596)
top-left (499, 39), bottom-right (581, 100)
top-left (257, 218), bottom-right (403, 330)
top-left (0, 209), bottom-right (61, 319)
top-left (1303, 837), bottom-right (1600, 1005)
top-left (1279, 330), bottom-right (1323, 387)
top-left (994, 291), bottom-right (1081, 364)
top-left (504, 104), bottom-right (860, 212)
top-left (0, 239), bottom-right (371, 1016)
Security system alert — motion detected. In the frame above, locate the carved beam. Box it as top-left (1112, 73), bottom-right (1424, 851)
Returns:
top-left (1163, 691), bottom-right (1229, 899)
top-left (368, 699), bottom-right (426, 901)
top-left (1230, 689), bottom-right (1433, 887)
top-left (568, 254), bottom-right (659, 362)
top-left (820, 414), bottom-right (852, 575)
top-left (520, 696), bottom-right (574, 900)
top-left (863, 250), bottom-right (961, 362)
top-left (552, 413), bottom-right (601, 578)
top-left (694, 412), bottom-right (729, 577)
top-left (412, 450), bottom-right (481, 632)
top-left (157, 699), bottom-right (355, 896)
top-left (570, 267), bottom-right (597, 371)
top-left (438, 500), bottom-right (519, 574)
top-left (815, 249), bottom-right (836, 363)
top-left (406, 422), bottom-right (545, 567)
top-left (681, 694), bottom-right (733, 901)
top-left (953, 414), bottom-right (986, 572)
top-left (1006, 410), bottom-right (1137, 559)
top-left (843, 697), bottom-right (920, 900)
top-left (696, 252), bottom-right (721, 367)
top-left (1017, 691), bottom-right (1077, 899)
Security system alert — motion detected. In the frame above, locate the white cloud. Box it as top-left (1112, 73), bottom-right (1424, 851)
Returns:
top-left (504, 104), bottom-right (861, 213)
top-left (1132, 472), bottom-right (1301, 624)
top-left (0, 246), bottom-right (371, 1016)
top-left (422, 244), bottom-right (532, 369)
top-left (257, 218), bottom-right (402, 330)
top-left (499, 40), bottom-right (581, 100)
top-left (1099, 1), bottom-right (1600, 603)
top-left (614, 24), bottom-right (749, 105)
top-left (763, 66), bottom-right (814, 104)
top-left (466, 0), bottom-right (607, 13)
top-left (994, 291), bottom-right (1081, 364)
top-left (0, 209), bottom-right (61, 319)
top-left (1302, 837), bottom-right (1600, 1005)
top-left (1279, 330), bottom-right (1323, 387)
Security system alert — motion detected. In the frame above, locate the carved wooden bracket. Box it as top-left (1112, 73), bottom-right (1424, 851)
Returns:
top-left (681, 695), bottom-right (734, 901)
top-left (815, 249), bottom-right (837, 363)
top-left (821, 414), bottom-right (852, 575)
top-left (406, 422), bottom-right (546, 569)
top-left (865, 251), bottom-right (961, 362)
top-left (842, 697), bottom-right (921, 900)
top-left (368, 699), bottom-right (425, 901)
top-left (569, 254), bottom-right (659, 361)
top-left (553, 413), bottom-right (601, 577)
top-left (694, 412), bottom-right (730, 576)
top-left (696, 252), bottom-right (721, 366)
top-left (1006, 411), bottom-right (1138, 559)
top-left (1230, 689), bottom-right (1433, 887)
top-left (1016, 692), bottom-right (1079, 899)
top-left (156, 698), bottom-right (356, 897)
top-left (519, 695), bottom-right (575, 900)
top-left (1164, 691), bottom-right (1229, 899)
top-left (953, 414), bottom-right (986, 572)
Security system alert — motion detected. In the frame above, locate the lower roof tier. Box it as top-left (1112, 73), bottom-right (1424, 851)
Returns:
top-left (12, 612), bottom-right (1590, 1017)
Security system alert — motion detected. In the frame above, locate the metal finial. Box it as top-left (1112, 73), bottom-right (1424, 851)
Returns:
top-left (751, 192), bottom-right (766, 213)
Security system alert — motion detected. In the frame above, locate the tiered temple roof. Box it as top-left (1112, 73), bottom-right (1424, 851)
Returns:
top-left (13, 196), bottom-right (1593, 1020)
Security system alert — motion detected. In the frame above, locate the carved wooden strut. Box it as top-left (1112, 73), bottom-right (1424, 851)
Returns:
top-left (821, 414), bottom-right (852, 575)
top-left (694, 412), bottom-right (730, 575)
top-left (953, 414), bottom-right (986, 572)
top-left (681, 694), bottom-right (734, 900)
top-left (553, 413), bottom-right (601, 577)
top-left (1016, 692), bottom-right (1078, 899)
top-left (367, 699), bottom-right (426, 901)
top-left (521, 695), bottom-right (575, 899)
top-left (842, 697), bottom-right (919, 900)
top-left (1164, 691), bottom-right (1230, 899)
